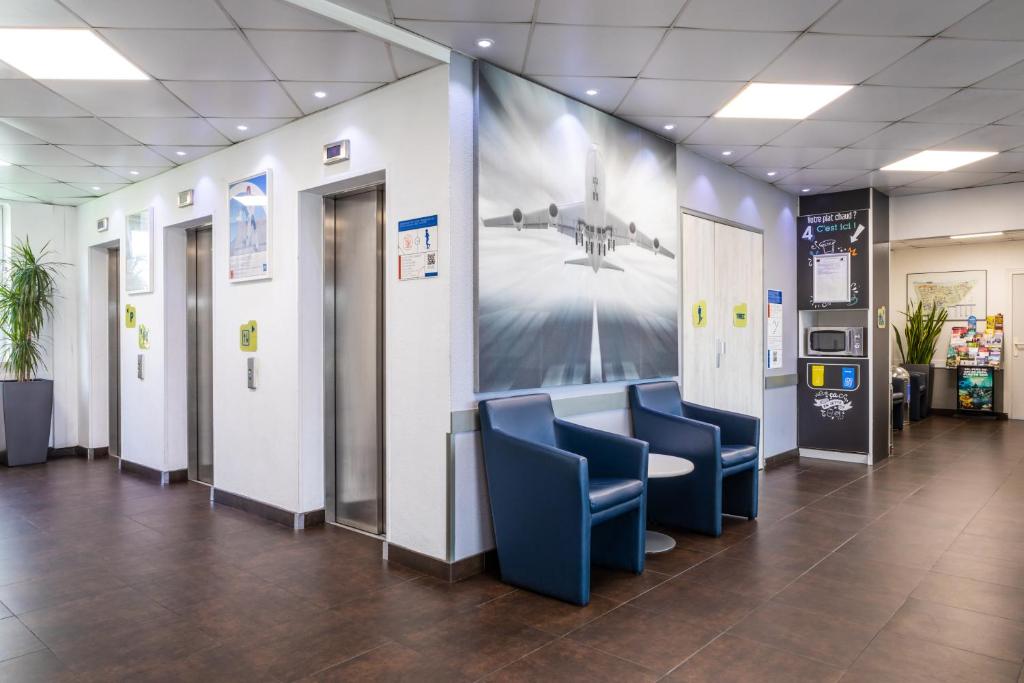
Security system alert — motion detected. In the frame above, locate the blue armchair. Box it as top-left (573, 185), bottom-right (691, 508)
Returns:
top-left (478, 394), bottom-right (648, 605)
top-left (628, 381), bottom-right (759, 537)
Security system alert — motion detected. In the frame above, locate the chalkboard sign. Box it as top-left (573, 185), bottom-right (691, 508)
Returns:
top-left (797, 209), bottom-right (870, 311)
top-left (798, 358), bottom-right (870, 453)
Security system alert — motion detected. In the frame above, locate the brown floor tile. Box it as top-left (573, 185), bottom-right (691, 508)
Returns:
top-left (305, 642), bottom-right (469, 682)
top-left (912, 572), bottom-right (1024, 623)
top-left (630, 575), bottom-right (762, 631)
top-left (682, 554), bottom-right (804, 600)
top-left (933, 550), bottom-right (1024, 590)
top-left (664, 634), bottom-right (843, 683)
top-left (0, 617), bottom-right (46, 663)
top-left (486, 638), bottom-right (657, 682)
top-left (771, 574), bottom-right (907, 630)
top-left (568, 605), bottom-right (717, 675)
top-left (590, 567), bottom-right (670, 602)
top-left (0, 568), bottom-right (126, 615)
top-left (807, 554), bottom-right (926, 597)
top-left (887, 597), bottom-right (1024, 663)
top-left (0, 650), bottom-right (76, 683)
top-left (479, 588), bottom-right (617, 636)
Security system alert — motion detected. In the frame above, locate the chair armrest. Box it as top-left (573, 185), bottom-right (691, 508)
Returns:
top-left (682, 402), bottom-right (759, 447)
top-left (481, 429), bottom-right (589, 508)
top-left (554, 419), bottom-right (648, 482)
top-left (631, 407), bottom-right (721, 472)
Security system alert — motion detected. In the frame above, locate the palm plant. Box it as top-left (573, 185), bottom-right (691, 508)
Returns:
top-left (894, 300), bottom-right (949, 365)
top-left (0, 239), bottom-right (65, 382)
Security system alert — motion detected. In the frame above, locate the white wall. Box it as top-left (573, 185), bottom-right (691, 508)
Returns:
top-left (892, 182), bottom-right (1024, 241)
top-left (676, 148), bottom-right (799, 458)
top-left (74, 66), bottom-right (453, 559)
top-left (3, 200), bottom-right (78, 449)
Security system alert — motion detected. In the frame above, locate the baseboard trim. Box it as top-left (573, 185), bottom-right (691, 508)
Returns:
top-left (799, 448), bottom-right (869, 465)
top-left (387, 543), bottom-right (496, 582)
top-left (765, 448), bottom-right (799, 469)
top-left (929, 408), bottom-right (1008, 420)
top-left (47, 446), bottom-right (79, 459)
top-left (118, 458), bottom-right (187, 485)
top-left (87, 446), bottom-right (109, 459)
top-left (211, 487), bottom-right (325, 530)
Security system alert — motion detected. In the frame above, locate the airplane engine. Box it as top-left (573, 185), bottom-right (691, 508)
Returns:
top-left (512, 208), bottom-right (523, 231)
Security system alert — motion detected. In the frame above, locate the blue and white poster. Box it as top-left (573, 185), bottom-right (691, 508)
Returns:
top-left (229, 170), bottom-right (271, 282)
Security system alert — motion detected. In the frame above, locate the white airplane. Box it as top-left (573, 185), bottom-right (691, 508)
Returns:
top-left (482, 145), bottom-right (675, 272)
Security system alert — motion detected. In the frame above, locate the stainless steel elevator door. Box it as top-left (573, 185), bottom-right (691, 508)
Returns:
top-left (187, 228), bottom-right (214, 485)
top-left (328, 189), bottom-right (384, 533)
top-left (107, 248), bottom-right (120, 458)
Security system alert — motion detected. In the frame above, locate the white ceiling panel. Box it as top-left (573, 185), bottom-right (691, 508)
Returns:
top-left (943, 0), bottom-right (1024, 40)
top-left (27, 166), bottom-right (125, 183)
top-left (739, 146), bottom-right (838, 168)
top-left (850, 122), bottom-right (976, 149)
top-left (737, 166), bottom-right (799, 182)
top-left (390, 45), bottom-right (441, 78)
top-left (245, 30), bottom-right (398, 82)
top-left (0, 0), bottom-right (84, 27)
top-left (106, 166), bottom-right (167, 181)
top-left (676, 0), bottom-right (834, 31)
top-left (59, 0), bottom-right (233, 28)
top-left (758, 35), bottom-right (923, 84)
top-left (620, 117), bottom-right (705, 142)
top-left (100, 29), bottom-right (273, 81)
top-left (219, 0), bottom-right (352, 29)
top-left (906, 89), bottom-right (1024, 125)
top-left (810, 0), bottom-right (988, 37)
top-left (4, 182), bottom-right (88, 198)
top-left (0, 187), bottom-right (35, 201)
top-left (839, 170), bottom-right (935, 189)
top-left (980, 62), bottom-right (1024, 90)
top-left (0, 123), bottom-right (42, 145)
top-left (42, 81), bottom-right (195, 117)
top-left (0, 81), bottom-right (86, 117)
top-left (810, 148), bottom-right (919, 170)
top-left (60, 146), bottom-right (173, 167)
top-left (395, 21), bottom-right (530, 73)
top-left (72, 182), bottom-right (130, 195)
top-left (617, 80), bottom-right (742, 117)
top-left (524, 25), bottom-right (664, 78)
top-left (2, 118), bottom-right (137, 145)
top-left (165, 82), bottom-right (302, 118)
top-left (324, 0), bottom-right (392, 22)
top-left (889, 185), bottom-right (943, 196)
top-left (906, 171), bottom-right (1010, 189)
top-left (530, 76), bottom-right (636, 113)
top-left (682, 144), bottom-right (759, 164)
top-left (999, 111), bottom-right (1024, 126)
top-left (936, 124), bottom-right (1024, 151)
top-left (810, 85), bottom-right (958, 122)
top-left (781, 168), bottom-right (866, 186)
top-left (390, 0), bottom-right (535, 22)
top-left (103, 118), bottom-right (230, 146)
top-left (281, 81), bottom-right (384, 115)
top-left (868, 39), bottom-right (1024, 88)
top-left (643, 29), bottom-right (796, 81)
top-left (0, 62), bottom-right (26, 79)
top-left (685, 119), bottom-right (797, 146)
top-left (0, 166), bottom-right (55, 183)
top-left (149, 146), bottom-right (227, 164)
top-left (0, 144), bottom-right (88, 165)
top-left (206, 118), bottom-right (295, 142)
top-left (537, 0), bottom-right (686, 27)
top-left (778, 184), bottom-right (831, 195)
top-left (770, 120), bottom-right (887, 147)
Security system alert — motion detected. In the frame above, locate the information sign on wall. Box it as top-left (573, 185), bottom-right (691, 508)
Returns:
top-left (397, 215), bottom-right (438, 281)
top-left (767, 290), bottom-right (783, 369)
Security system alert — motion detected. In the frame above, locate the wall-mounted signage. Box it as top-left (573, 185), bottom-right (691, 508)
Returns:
top-left (732, 303), bottom-right (748, 328)
top-left (397, 214), bottom-right (438, 281)
top-left (124, 304), bottom-right (136, 328)
top-left (228, 170), bottom-right (271, 282)
top-left (767, 290), bottom-right (783, 369)
top-left (97, 217), bottom-right (109, 232)
top-left (138, 324), bottom-right (150, 350)
top-left (178, 189), bottom-right (194, 208)
top-left (239, 320), bottom-right (258, 352)
top-left (797, 209), bottom-right (869, 311)
top-left (323, 139), bottom-right (350, 165)
top-left (692, 300), bottom-right (708, 328)
top-left (877, 306), bottom-right (887, 329)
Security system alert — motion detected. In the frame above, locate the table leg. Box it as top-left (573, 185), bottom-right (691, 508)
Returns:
top-left (645, 530), bottom-right (676, 554)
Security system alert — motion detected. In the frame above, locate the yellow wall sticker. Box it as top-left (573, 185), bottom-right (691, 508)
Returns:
top-left (239, 320), bottom-right (258, 352)
top-left (125, 304), bottom-right (136, 328)
top-left (692, 300), bottom-right (708, 328)
top-left (733, 302), bottom-right (748, 328)
top-left (810, 364), bottom-right (825, 387)
top-left (138, 324), bottom-right (150, 350)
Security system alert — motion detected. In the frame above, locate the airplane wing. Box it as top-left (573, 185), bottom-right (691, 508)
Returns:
top-left (608, 213), bottom-right (675, 259)
top-left (482, 202), bottom-right (583, 240)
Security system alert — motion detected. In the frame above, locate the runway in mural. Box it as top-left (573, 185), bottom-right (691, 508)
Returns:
top-left (477, 63), bottom-right (678, 392)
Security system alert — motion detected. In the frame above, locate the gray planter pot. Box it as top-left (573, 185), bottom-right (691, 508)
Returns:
top-left (0, 379), bottom-right (53, 467)
top-left (902, 363), bottom-right (934, 416)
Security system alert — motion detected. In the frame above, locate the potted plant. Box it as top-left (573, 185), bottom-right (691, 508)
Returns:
top-left (0, 239), bottom-right (66, 466)
top-left (894, 300), bottom-right (948, 415)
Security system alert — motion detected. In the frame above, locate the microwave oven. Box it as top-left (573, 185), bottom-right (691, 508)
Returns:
top-left (806, 326), bottom-right (865, 357)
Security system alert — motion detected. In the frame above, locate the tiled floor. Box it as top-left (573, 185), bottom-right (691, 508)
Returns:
top-left (1, 416), bottom-right (1023, 681)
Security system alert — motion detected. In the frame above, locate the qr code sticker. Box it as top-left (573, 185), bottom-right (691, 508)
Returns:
top-left (427, 253), bottom-right (436, 266)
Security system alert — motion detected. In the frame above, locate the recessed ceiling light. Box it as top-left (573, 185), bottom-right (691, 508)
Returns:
top-left (663, 124), bottom-right (676, 131)
top-left (716, 83), bottom-right (853, 119)
top-left (802, 188), bottom-right (811, 192)
top-left (91, 186), bottom-right (101, 191)
top-left (585, 88), bottom-right (599, 96)
top-left (950, 231), bottom-right (1004, 240)
top-left (0, 159), bottom-right (9, 167)
top-left (0, 29), bottom-right (147, 80)
top-left (476, 38), bottom-right (493, 48)
top-left (721, 150), bottom-right (733, 156)
top-left (236, 124), bottom-right (248, 131)
top-left (766, 171), bottom-right (777, 177)
top-left (175, 150), bottom-right (187, 156)
top-left (313, 90), bottom-right (327, 99)
top-left (881, 150), bottom-right (997, 172)
top-left (129, 170), bottom-right (139, 175)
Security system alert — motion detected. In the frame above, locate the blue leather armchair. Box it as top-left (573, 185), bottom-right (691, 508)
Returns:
top-left (478, 394), bottom-right (648, 605)
top-left (628, 381), bottom-right (759, 537)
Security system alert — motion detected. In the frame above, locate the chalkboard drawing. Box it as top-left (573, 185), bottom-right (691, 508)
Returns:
top-left (908, 270), bottom-right (986, 321)
top-left (813, 390), bottom-right (853, 420)
top-left (692, 300), bottom-right (708, 328)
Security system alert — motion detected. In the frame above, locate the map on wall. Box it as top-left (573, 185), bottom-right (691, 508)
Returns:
top-left (907, 270), bottom-right (986, 320)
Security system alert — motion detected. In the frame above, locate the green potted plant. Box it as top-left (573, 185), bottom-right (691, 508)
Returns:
top-left (893, 301), bottom-right (948, 414)
top-left (0, 239), bottom-right (66, 466)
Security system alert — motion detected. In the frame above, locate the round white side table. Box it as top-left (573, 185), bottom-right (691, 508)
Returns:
top-left (645, 453), bottom-right (694, 554)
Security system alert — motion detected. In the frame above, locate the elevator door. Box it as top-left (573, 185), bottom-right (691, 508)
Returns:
top-left (107, 248), bottom-right (120, 458)
top-left (187, 228), bottom-right (214, 485)
top-left (326, 188), bottom-right (384, 533)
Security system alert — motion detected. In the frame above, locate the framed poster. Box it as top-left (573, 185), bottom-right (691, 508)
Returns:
top-left (228, 170), bottom-right (271, 282)
top-left (957, 365), bottom-right (994, 413)
top-left (907, 270), bottom-right (986, 320)
top-left (125, 207), bottom-right (153, 294)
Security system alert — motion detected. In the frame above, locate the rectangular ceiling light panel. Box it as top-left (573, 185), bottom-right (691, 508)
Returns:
top-left (716, 83), bottom-right (853, 119)
top-left (0, 29), bottom-right (148, 80)
top-left (881, 150), bottom-right (997, 172)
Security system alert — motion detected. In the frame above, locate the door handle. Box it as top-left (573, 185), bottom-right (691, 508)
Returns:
top-left (715, 339), bottom-right (721, 369)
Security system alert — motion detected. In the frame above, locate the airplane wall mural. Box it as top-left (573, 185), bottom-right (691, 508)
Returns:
top-left (477, 63), bottom-right (679, 392)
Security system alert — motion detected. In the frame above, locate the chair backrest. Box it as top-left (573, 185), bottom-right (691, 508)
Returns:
top-left (478, 394), bottom-right (557, 447)
top-left (629, 381), bottom-right (683, 417)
